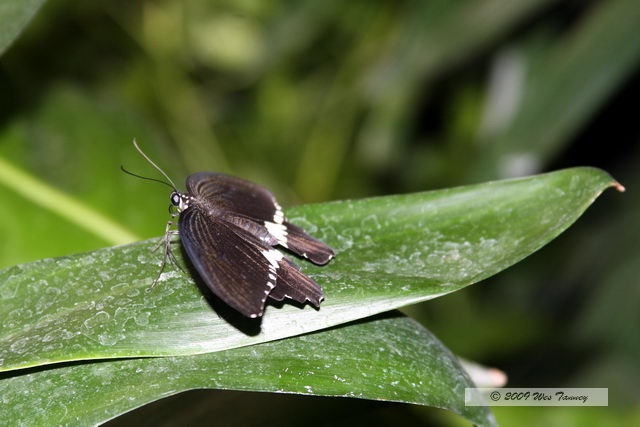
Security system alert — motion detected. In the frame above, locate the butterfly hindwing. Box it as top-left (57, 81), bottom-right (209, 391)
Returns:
top-left (268, 257), bottom-right (324, 307)
top-left (280, 221), bottom-right (335, 265)
top-left (179, 207), bottom-right (278, 318)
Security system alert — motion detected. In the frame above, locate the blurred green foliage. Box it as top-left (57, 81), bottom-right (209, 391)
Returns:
top-left (1, 0), bottom-right (639, 425)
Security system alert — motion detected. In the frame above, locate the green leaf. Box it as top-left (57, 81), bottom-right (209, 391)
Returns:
top-left (0, 315), bottom-right (496, 427)
top-left (0, 0), bottom-right (46, 56)
top-left (0, 167), bottom-right (620, 373)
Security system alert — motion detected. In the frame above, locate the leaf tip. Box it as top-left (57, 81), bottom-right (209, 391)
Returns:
top-left (612, 181), bottom-right (625, 193)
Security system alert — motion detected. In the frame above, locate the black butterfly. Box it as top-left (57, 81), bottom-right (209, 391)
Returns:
top-left (125, 141), bottom-right (335, 318)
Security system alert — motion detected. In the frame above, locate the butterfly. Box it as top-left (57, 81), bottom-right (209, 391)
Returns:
top-left (124, 141), bottom-right (335, 318)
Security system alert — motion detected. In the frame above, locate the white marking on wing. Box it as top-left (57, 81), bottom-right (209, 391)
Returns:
top-left (265, 221), bottom-right (288, 248)
top-left (273, 202), bottom-right (284, 224)
top-left (261, 248), bottom-right (283, 270)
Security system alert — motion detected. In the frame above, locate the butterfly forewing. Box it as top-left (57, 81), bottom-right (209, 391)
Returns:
top-left (188, 172), bottom-right (335, 265)
top-left (187, 172), bottom-right (281, 223)
top-left (179, 207), bottom-right (277, 318)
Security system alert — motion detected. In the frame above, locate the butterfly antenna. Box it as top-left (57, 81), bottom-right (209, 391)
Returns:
top-left (120, 165), bottom-right (175, 189)
top-left (131, 139), bottom-right (179, 190)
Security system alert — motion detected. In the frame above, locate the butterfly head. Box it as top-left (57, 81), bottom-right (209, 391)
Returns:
top-left (170, 191), bottom-right (192, 213)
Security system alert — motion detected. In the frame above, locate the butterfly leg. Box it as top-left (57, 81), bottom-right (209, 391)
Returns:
top-left (152, 220), bottom-right (179, 252)
top-left (151, 220), bottom-right (183, 288)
